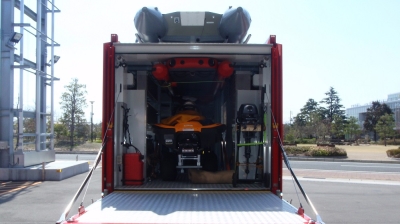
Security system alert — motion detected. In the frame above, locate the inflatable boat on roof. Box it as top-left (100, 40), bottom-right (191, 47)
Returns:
top-left (134, 6), bottom-right (252, 43)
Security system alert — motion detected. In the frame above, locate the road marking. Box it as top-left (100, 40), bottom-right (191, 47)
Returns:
top-left (290, 161), bottom-right (400, 165)
top-left (284, 168), bottom-right (399, 174)
top-left (341, 165), bottom-right (400, 169)
top-left (0, 181), bottom-right (42, 197)
top-left (283, 176), bottom-right (400, 186)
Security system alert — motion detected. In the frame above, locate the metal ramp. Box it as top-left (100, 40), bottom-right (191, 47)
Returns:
top-left (69, 191), bottom-right (308, 224)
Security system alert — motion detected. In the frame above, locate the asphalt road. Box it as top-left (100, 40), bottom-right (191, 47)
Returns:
top-left (1, 154), bottom-right (398, 223)
top-left (287, 160), bottom-right (400, 173)
top-left (0, 168), bottom-right (102, 224)
top-left (1, 170), bottom-right (399, 224)
top-left (282, 178), bottom-right (400, 223)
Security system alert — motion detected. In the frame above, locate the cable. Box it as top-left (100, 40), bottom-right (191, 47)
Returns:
top-left (291, 173), bottom-right (301, 205)
top-left (264, 85), bottom-right (323, 223)
top-left (58, 87), bottom-right (122, 223)
top-left (121, 105), bottom-right (142, 154)
top-left (80, 89), bottom-right (122, 205)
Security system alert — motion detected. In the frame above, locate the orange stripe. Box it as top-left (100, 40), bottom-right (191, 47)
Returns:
top-left (0, 181), bottom-right (41, 196)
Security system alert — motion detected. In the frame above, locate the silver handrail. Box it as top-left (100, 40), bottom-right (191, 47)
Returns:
top-left (56, 142), bottom-right (105, 224)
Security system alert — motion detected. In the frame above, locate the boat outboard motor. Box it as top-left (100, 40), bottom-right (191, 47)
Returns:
top-left (235, 104), bottom-right (260, 183)
top-left (134, 7), bottom-right (167, 43)
top-left (236, 104), bottom-right (259, 129)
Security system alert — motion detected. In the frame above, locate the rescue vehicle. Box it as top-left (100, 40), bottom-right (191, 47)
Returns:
top-left (57, 6), bottom-right (324, 224)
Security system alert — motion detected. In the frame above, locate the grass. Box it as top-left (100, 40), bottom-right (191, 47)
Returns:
top-left (54, 139), bottom-right (102, 151)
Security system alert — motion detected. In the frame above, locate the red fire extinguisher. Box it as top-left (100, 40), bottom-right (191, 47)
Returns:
top-left (123, 153), bottom-right (144, 185)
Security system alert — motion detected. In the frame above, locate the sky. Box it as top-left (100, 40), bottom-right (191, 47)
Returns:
top-left (13, 0), bottom-right (400, 124)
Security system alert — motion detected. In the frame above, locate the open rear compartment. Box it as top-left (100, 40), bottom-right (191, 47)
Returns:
top-left (104, 42), bottom-right (277, 192)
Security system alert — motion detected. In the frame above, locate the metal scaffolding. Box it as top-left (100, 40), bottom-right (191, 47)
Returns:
top-left (0, 0), bottom-right (60, 168)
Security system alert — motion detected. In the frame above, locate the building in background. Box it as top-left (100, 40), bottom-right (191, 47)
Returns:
top-left (346, 92), bottom-right (400, 131)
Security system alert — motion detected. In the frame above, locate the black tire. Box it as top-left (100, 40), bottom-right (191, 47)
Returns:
top-left (161, 153), bottom-right (177, 181)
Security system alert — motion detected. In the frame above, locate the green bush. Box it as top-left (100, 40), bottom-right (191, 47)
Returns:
top-left (386, 148), bottom-right (400, 158)
top-left (94, 139), bottom-right (102, 143)
top-left (307, 149), bottom-right (329, 156)
top-left (295, 138), bottom-right (316, 144)
top-left (285, 133), bottom-right (296, 144)
top-left (284, 146), bottom-right (311, 155)
top-left (305, 146), bottom-right (347, 157)
top-left (283, 145), bottom-right (347, 157)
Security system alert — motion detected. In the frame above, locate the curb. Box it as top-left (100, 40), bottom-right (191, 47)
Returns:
top-left (288, 156), bottom-right (400, 164)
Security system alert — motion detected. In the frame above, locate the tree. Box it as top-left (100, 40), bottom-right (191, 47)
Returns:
top-left (292, 113), bottom-right (307, 139)
top-left (319, 87), bottom-right (345, 123)
top-left (93, 122), bottom-right (102, 141)
top-left (375, 113), bottom-right (396, 146)
top-left (331, 114), bottom-right (346, 139)
top-left (300, 98), bottom-right (320, 122)
top-left (293, 113), bottom-right (307, 127)
top-left (54, 122), bottom-right (69, 139)
top-left (76, 121), bottom-right (89, 141)
top-left (59, 78), bottom-right (87, 151)
top-left (308, 112), bottom-right (329, 140)
top-left (22, 118), bottom-right (36, 144)
top-left (363, 101), bottom-right (393, 141)
top-left (283, 123), bottom-right (295, 143)
top-left (23, 118), bottom-right (36, 133)
top-left (292, 101), bottom-right (324, 139)
top-left (344, 116), bottom-right (361, 141)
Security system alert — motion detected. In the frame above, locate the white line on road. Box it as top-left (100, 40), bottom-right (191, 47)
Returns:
top-left (290, 161), bottom-right (399, 165)
top-left (341, 165), bottom-right (400, 169)
top-left (283, 176), bottom-right (400, 186)
top-left (284, 168), bottom-right (400, 174)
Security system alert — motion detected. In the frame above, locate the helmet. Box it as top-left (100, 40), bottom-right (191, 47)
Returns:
top-left (182, 101), bottom-right (197, 111)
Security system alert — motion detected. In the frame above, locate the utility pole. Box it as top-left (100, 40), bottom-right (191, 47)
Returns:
top-left (90, 101), bottom-right (94, 142)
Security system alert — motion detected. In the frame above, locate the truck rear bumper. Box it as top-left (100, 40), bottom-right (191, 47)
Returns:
top-left (66, 191), bottom-right (309, 224)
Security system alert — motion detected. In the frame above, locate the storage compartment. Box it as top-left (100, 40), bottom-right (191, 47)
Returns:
top-left (109, 41), bottom-right (274, 191)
